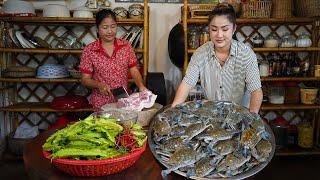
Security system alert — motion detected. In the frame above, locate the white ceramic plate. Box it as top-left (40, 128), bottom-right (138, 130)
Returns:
top-left (15, 31), bottom-right (35, 48)
top-left (8, 28), bottom-right (22, 48)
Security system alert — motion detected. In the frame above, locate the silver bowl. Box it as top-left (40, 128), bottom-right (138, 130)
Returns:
top-left (148, 100), bottom-right (276, 180)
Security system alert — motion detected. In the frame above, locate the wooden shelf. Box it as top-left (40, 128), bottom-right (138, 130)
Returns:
top-left (276, 147), bottom-right (320, 156)
top-left (261, 103), bottom-right (320, 110)
top-left (187, 47), bottom-right (320, 54)
top-left (187, 17), bottom-right (315, 25)
top-left (0, 77), bottom-right (135, 83)
top-left (1, 102), bottom-right (93, 112)
top-left (253, 47), bottom-right (320, 52)
top-left (261, 77), bottom-right (320, 82)
top-left (0, 77), bottom-right (80, 83)
top-left (0, 48), bottom-right (144, 54)
top-left (0, 17), bottom-right (144, 25)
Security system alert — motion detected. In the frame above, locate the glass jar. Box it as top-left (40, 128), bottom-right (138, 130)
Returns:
top-left (264, 34), bottom-right (279, 48)
top-left (253, 34), bottom-right (264, 47)
top-left (280, 33), bottom-right (296, 48)
top-left (296, 33), bottom-right (312, 47)
top-left (188, 29), bottom-right (199, 49)
top-left (268, 82), bottom-right (285, 104)
top-left (199, 27), bottom-right (209, 46)
top-left (259, 59), bottom-right (269, 77)
top-left (298, 122), bottom-right (313, 148)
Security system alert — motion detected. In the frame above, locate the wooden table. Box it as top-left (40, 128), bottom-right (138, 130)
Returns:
top-left (23, 129), bottom-right (185, 180)
top-left (23, 130), bottom-right (273, 180)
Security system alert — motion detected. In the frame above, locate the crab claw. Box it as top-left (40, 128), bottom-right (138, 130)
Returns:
top-left (260, 131), bottom-right (270, 140)
top-left (161, 169), bottom-right (171, 179)
top-left (186, 168), bottom-right (195, 178)
top-left (194, 100), bottom-right (203, 108)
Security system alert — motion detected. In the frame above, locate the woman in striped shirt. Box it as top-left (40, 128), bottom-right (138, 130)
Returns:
top-left (172, 3), bottom-right (263, 113)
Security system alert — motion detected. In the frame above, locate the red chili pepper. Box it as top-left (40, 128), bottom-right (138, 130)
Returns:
top-left (116, 130), bottom-right (137, 152)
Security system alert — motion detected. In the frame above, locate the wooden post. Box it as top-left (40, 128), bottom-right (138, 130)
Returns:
top-left (143, 0), bottom-right (149, 84)
top-left (183, 0), bottom-right (188, 75)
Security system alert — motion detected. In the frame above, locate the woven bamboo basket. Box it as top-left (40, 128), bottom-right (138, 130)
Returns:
top-left (188, 4), bottom-right (217, 18)
top-left (272, 0), bottom-right (292, 18)
top-left (294, 0), bottom-right (320, 17)
top-left (242, 1), bottom-right (272, 18)
top-left (3, 66), bottom-right (36, 77)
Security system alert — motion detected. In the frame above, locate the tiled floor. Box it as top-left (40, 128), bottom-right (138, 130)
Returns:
top-left (1, 155), bottom-right (320, 179)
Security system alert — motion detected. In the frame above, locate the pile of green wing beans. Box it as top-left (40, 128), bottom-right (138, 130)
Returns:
top-left (43, 114), bottom-right (147, 160)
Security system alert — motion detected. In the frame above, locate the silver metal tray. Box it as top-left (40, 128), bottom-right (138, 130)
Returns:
top-left (148, 101), bottom-right (276, 180)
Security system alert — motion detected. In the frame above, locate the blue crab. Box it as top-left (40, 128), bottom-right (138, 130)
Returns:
top-left (216, 152), bottom-right (251, 177)
top-left (251, 140), bottom-right (272, 162)
top-left (161, 147), bottom-right (206, 178)
top-left (222, 110), bottom-right (242, 130)
top-left (208, 139), bottom-right (237, 156)
top-left (240, 128), bottom-right (261, 157)
top-left (186, 157), bottom-right (216, 178)
top-left (153, 115), bottom-right (171, 141)
top-left (198, 128), bottom-right (238, 144)
top-left (178, 114), bottom-right (198, 127)
top-left (160, 137), bottom-right (185, 152)
top-left (182, 122), bottom-right (213, 141)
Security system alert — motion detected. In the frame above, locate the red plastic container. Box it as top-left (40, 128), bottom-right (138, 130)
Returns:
top-left (50, 95), bottom-right (90, 110)
top-left (43, 143), bottom-right (146, 177)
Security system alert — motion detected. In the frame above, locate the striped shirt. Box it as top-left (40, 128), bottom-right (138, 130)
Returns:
top-left (183, 40), bottom-right (261, 104)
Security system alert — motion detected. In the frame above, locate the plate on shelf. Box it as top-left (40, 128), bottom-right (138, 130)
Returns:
top-left (15, 31), bottom-right (35, 48)
top-left (33, 36), bottom-right (50, 48)
top-left (21, 33), bottom-right (45, 48)
top-left (8, 28), bottom-right (22, 48)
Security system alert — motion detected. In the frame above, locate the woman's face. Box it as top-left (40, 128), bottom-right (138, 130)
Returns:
top-left (98, 16), bottom-right (117, 43)
top-left (209, 15), bottom-right (235, 49)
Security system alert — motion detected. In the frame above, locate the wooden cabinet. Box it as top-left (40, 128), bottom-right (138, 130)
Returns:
top-left (0, 0), bottom-right (149, 134)
top-left (182, 0), bottom-right (320, 155)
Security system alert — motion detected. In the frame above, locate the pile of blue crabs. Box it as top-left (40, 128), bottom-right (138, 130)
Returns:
top-left (151, 100), bottom-right (274, 179)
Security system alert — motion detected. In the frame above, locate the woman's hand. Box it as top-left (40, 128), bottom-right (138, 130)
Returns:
top-left (98, 83), bottom-right (112, 95)
top-left (139, 86), bottom-right (148, 92)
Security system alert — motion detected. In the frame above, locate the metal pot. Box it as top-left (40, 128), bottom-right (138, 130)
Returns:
top-left (168, 23), bottom-right (185, 69)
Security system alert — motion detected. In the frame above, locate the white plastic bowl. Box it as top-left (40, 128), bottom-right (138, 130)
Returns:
top-left (43, 4), bottom-right (70, 17)
top-left (73, 10), bottom-right (93, 18)
top-left (2, 0), bottom-right (35, 15)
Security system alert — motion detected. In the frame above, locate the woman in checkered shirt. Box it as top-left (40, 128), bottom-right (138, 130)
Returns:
top-left (172, 3), bottom-right (263, 113)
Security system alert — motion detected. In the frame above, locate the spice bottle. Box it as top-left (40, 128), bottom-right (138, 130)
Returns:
top-left (298, 122), bottom-right (313, 148)
top-left (267, 53), bottom-right (273, 76)
top-left (292, 54), bottom-right (301, 76)
top-left (286, 54), bottom-right (293, 77)
top-left (273, 54), bottom-right (281, 77)
top-left (301, 59), bottom-right (310, 77)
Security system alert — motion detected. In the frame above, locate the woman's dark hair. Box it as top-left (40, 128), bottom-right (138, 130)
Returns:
top-left (95, 9), bottom-right (117, 27)
top-left (208, 3), bottom-right (236, 26)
